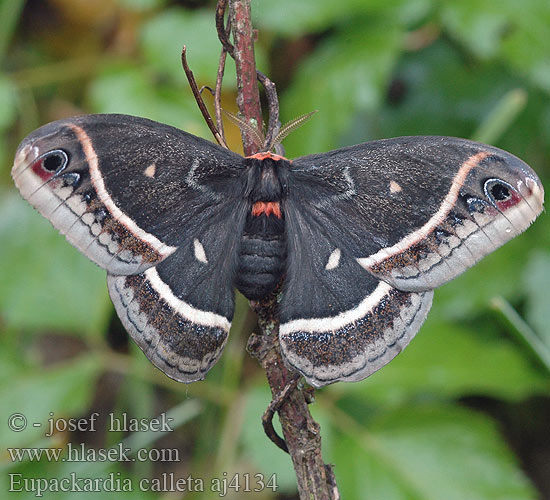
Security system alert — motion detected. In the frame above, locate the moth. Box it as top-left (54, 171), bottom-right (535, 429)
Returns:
top-left (12, 114), bottom-right (544, 387)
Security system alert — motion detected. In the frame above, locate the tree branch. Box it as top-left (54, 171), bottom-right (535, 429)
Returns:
top-left (248, 297), bottom-right (339, 500)
top-left (228, 0), bottom-right (263, 155)
top-left (224, 2), bottom-right (339, 497)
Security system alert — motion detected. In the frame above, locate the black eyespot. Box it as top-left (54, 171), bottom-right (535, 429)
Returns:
top-left (41, 149), bottom-right (69, 173)
top-left (490, 183), bottom-right (510, 201)
top-left (43, 155), bottom-right (62, 171)
top-left (483, 178), bottom-right (513, 204)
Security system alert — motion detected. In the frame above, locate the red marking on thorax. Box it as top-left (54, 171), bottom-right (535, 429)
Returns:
top-left (252, 201), bottom-right (282, 218)
top-left (246, 152), bottom-right (289, 162)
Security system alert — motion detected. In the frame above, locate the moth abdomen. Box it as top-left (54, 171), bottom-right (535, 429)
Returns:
top-left (236, 232), bottom-right (286, 300)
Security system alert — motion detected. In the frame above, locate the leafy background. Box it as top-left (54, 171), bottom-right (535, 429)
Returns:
top-left (1, 0), bottom-right (549, 498)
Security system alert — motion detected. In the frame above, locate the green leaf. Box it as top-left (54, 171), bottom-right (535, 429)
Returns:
top-left (253, 0), bottom-right (343, 35)
top-left (490, 296), bottom-right (550, 375)
top-left (87, 65), bottom-right (211, 137)
top-left (332, 432), bottom-right (421, 500)
top-left (281, 21), bottom-right (403, 155)
top-left (440, 0), bottom-right (509, 59)
top-left (0, 0), bottom-right (25, 61)
top-left (140, 7), bottom-right (269, 88)
top-left (471, 88), bottom-right (527, 144)
top-left (499, 0), bottom-right (550, 95)
top-left (253, 0), bottom-right (432, 36)
top-left (439, 0), bottom-right (550, 95)
top-left (141, 8), bottom-right (217, 84)
top-left (0, 192), bottom-right (111, 334)
top-left (87, 65), bottom-right (155, 115)
top-left (353, 42), bottom-right (520, 142)
top-left (0, 354), bottom-right (102, 451)
top-left (331, 405), bottom-right (537, 500)
top-left (522, 251), bottom-right (550, 347)
top-left (139, 7), bottom-right (266, 91)
top-left (330, 313), bottom-right (549, 406)
top-left (0, 74), bottom-right (18, 131)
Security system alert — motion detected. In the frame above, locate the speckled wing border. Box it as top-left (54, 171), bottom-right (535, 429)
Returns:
top-left (108, 267), bottom-right (231, 383)
top-left (280, 279), bottom-right (433, 388)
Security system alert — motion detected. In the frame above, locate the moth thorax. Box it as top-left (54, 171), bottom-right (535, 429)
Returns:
top-left (253, 159), bottom-right (284, 202)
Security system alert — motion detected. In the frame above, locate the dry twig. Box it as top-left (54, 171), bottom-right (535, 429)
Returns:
top-left (181, 46), bottom-right (228, 149)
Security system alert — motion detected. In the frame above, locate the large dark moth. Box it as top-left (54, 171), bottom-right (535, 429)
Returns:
top-left (12, 114), bottom-right (544, 387)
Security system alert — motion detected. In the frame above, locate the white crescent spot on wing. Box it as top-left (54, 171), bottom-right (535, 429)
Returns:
top-left (193, 238), bottom-right (208, 264)
top-left (144, 163), bottom-right (156, 178)
top-left (325, 248), bottom-right (341, 270)
top-left (389, 180), bottom-right (402, 193)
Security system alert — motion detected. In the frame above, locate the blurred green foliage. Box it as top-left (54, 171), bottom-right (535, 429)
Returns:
top-left (1, 0), bottom-right (549, 498)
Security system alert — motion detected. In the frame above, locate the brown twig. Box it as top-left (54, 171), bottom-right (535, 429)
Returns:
top-left (248, 297), bottom-right (339, 500)
top-left (261, 375), bottom-right (300, 453)
top-left (214, 0), bottom-right (232, 144)
top-left (228, 0), bottom-right (264, 155)
top-left (181, 46), bottom-right (228, 149)
top-left (217, 0), bottom-right (282, 153)
top-left (256, 70), bottom-right (281, 152)
top-left (216, 0), bottom-right (235, 57)
top-left (214, 49), bottom-right (228, 145)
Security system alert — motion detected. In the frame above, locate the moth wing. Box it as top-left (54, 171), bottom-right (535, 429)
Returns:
top-left (280, 199), bottom-right (433, 387)
top-left (107, 200), bottom-right (248, 383)
top-left (289, 136), bottom-right (544, 292)
top-left (12, 114), bottom-right (246, 275)
top-left (280, 136), bottom-right (543, 386)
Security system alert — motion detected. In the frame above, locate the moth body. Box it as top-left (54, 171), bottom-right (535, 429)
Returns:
top-left (235, 154), bottom-right (289, 300)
